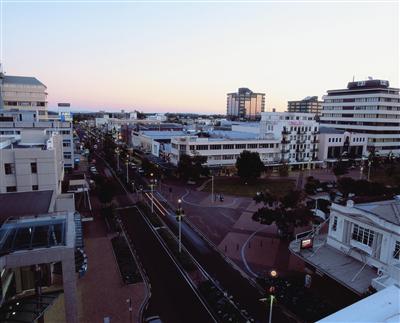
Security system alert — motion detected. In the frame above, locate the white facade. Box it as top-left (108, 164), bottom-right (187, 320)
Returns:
top-left (0, 134), bottom-right (64, 194)
top-left (320, 79), bottom-right (400, 156)
top-left (0, 112), bottom-right (74, 169)
top-left (318, 128), bottom-right (369, 163)
top-left (170, 135), bottom-right (281, 167)
top-left (327, 199), bottom-right (400, 290)
top-left (0, 75), bottom-right (48, 119)
top-left (260, 112), bottom-right (320, 168)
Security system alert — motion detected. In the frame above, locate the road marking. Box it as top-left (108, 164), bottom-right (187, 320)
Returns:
top-left (240, 226), bottom-right (268, 278)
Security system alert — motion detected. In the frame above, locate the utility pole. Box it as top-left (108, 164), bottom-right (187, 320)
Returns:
top-left (211, 175), bottom-right (214, 203)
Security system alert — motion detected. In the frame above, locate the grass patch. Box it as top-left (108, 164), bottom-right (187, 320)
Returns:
top-left (202, 177), bottom-right (295, 197)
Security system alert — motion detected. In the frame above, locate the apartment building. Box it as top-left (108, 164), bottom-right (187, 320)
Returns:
top-left (318, 127), bottom-right (368, 165)
top-left (0, 73), bottom-right (48, 119)
top-left (227, 88), bottom-right (265, 120)
top-left (320, 79), bottom-right (400, 156)
top-left (0, 110), bottom-right (74, 169)
top-left (287, 96), bottom-right (323, 116)
top-left (290, 197), bottom-right (400, 295)
top-left (260, 112), bottom-right (320, 169)
top-left (0, 134), bottom-right (64, 194)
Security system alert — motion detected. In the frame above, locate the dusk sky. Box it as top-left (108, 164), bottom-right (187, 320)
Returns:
top-left (2, 1), bottom-right (399, 114)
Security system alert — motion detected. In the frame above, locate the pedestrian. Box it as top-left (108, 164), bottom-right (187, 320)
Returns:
top-left (220, 194), bottom-right (224, 202)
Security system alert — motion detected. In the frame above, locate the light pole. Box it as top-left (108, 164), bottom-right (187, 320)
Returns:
top-left (126, 154), bottom-right (130, 183)
top-left (211, 175), bottom-right (214, 203)
top-left (115, 148), bottom-right (120, 171)
top-left (367, 160), bottom-right (372, 182)
top-left (176, 199), bottom-right (185, 253)
top-left (126, 297), bottom-right (132, 323)
top-left (260, 269), bottom-right (278, 323)
top-left (150, 173), bottom-right (157, 214)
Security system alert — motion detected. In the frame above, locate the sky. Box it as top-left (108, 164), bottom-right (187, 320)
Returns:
top-left (1, 1), bottom-right (399, 114)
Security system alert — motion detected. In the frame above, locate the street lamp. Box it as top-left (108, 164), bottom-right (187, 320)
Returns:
top-left (126, 154), bottom-right (130, 183)
top-left (259, 269), bottom-right (278, 323)
top-left (150, 173), bottom-right (157, 214)
top-left (115, 148), bottom-right (120, 171)
top-left (176, 198), bottom-right (185, 253)
top-left (211, 175), bottom-right (214, 203)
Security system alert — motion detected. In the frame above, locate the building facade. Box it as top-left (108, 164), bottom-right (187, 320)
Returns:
top-left (0, 74), bottom-right (48, 119)
top-left (318, 127), bottom-right (369, 165)
top-left (320, 79), bottom-right (400, 156)
top-left (227, 88), bottom-right (265, 120)
top-left (260, 112), bottom-right (320, 169)
top-left (170, 135), bottom-right (281, 168)
top-left (0, 134), bottom-right (64, 194)
top-left (287, 96), bottom-right (323, 116)
top-left (0, 110), bottom-right (74, 169)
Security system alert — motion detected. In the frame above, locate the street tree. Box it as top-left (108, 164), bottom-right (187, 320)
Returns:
top-left (177, 154), bottom-right (209, 182)
top-left (236, 150), bottom-right (264, 183)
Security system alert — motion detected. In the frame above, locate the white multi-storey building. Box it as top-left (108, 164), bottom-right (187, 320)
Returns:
top-left (260, 112), bottom-right (320, 169)
top-left (0, 74), bottom-right (48, 119)
top-left (0, 110), bottom-right (74, 169)
top-left (0, 134), bottom-right (64, 194)
top-left (170, 134), bottom-right (281, 168)
top-left (320, 79), bottom-right (400, 157)
top-left (290, 197), bottom-right (400, 295)
top-left (318, 127), bottom-right (369, 165)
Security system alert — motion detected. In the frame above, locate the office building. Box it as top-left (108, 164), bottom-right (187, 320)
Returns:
top-left (318, 127), bottom-right (369, 166)
top-left (287, 96), bottom-right (322, 116)
top-left (227, 88), bottom-right (265, 120)
top-left (0, 110), bottom-right (74, 169)
top-left (0, 134), bottom-right (64, 194)
top-left (319, 79), bottom-right (400, 156)
top-left (0, 73), bottom-right (48, 119)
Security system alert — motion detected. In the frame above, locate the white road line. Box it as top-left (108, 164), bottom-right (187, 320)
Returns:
top-left (240, 226), bottom-right (268, 278)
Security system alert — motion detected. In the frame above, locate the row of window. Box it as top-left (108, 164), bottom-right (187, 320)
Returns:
top-left (4, 162), bottom-right (37, 175)
top-left (325, 97), bottom-right (400, 103)
top-left (184, 143), bottom-right (280, 151)
top-left (6, 185), bottom-right (39, 192)
top-left (323, 113), bottom-right (400, 119)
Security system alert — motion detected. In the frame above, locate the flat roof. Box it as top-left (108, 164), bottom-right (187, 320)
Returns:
top-left (317, 284), bottom-right (400, 322)
top-left (3, 75), bottom-right (46, 87)
top-left (209, 130), bottom-right (260, 140)
top-left (0, 191), bottom-right (53, 223)
top-left (319, 127), bottom-right (345, 134)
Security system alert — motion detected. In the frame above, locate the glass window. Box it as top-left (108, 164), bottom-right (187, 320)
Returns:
top-left (31, 162), bottom-right (37, 174)
top-left (332, 216), bottom-right (338, 231)
top-left (394, 241), bottom-right (400, 260)
top-left (352, 224), bottom-right (374, 247)
top-left (4, 163), bottom-right (15, 175)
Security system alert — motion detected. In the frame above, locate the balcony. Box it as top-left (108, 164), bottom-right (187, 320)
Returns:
top-left (282, 129), bottom-right (291, 135)
top-left (281, 139), bottom-right (290, 144)
top-left (281, 149), bottom-right (290, 153)
top-left (312, 131), bottom-right (320, 135)
top-left (311, 140), bottom-right (319, 144)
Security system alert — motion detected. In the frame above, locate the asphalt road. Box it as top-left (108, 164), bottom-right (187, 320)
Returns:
top-left (119, 207), bottom-right (215, 323)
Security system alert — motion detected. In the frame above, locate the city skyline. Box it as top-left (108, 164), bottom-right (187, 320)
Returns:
top-left (2, 1), bottom-right (399, 113)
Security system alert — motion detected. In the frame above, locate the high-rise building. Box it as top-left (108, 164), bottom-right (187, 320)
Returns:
top-left (319, 79), bottom-right (400, 156)
top-left (288, 96), bottom-right (322, 116)
top-left (0, 74), bottom-right (48, 119)
top-left (226, 88), bottom-right (265, 120)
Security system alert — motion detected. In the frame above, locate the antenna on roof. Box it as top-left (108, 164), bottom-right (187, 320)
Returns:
top-left (368, 76), bottom-right (373, 80)
top-left (352, 75), bottom-right (355, 82)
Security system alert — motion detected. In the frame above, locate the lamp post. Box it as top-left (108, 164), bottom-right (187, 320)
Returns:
top-left (126, 154), bottom-right (130, 183)
top-left (176, 198), bottom-right (185, 253)
top-left (367, 160), bottom-right (372, 182)
top-left (260, 269), bottom-right (278, 323)
top-left (211, 175), bottom-right (214, 203)
top-left (115, 148), bottom-right (120, 171)
top-left (150, 173), bottom-right (157, 214)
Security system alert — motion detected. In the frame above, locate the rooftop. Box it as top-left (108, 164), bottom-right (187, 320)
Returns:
top-left (2, 75), bottom-right (46, 87)
top-left (355, 199), bottom-right (400, 226)
top-left (289, 234), bottom-right (377, 295)
top-left (319, 127), bottom-right (345, 134)
top-left (0, 191), bottom-right (53, 223)
top-left (317, 284), bottom-right (400, 323)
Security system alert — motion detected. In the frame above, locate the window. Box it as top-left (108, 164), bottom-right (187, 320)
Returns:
top-left (189, 145), bottom-right (195, 151)
top-left (32, 185), bottom-right (39, 191)
top-left (31, 162), bottom-right (37, 174)
top-left (394, 241), bottom-right (400, 260)
top-left (352, 224), bottom-right (374, 247)
top-left (4, 163), bottom-right (15, 175)
top-left (223, 144), bottom-right (234, 149)
top-left (196, 145), bottom-right (209, 151)
top-left (332, 216), bottom-right (338, 231)
top-left (235, 144), bottom-right (246, 149)
top-left (6, 186), bottom-right (17, 192)
top-left (247, 144), bottom-right (258, 149)
top-left (210, 145), bottom-right (222, 150)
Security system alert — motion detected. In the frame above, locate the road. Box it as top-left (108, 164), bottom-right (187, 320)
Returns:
top-left (119, 207), bottom-right (215, 323)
